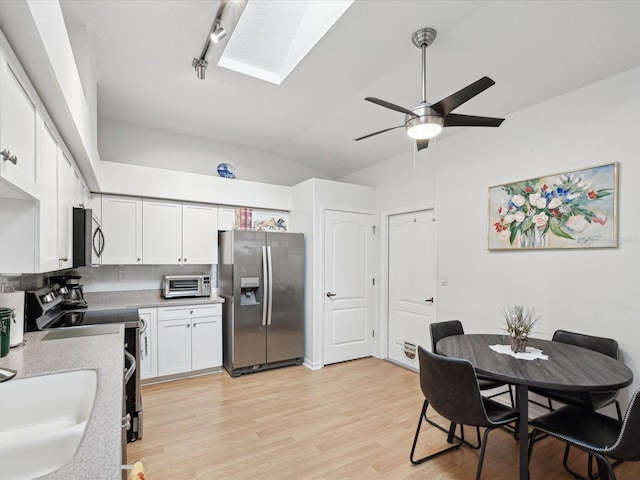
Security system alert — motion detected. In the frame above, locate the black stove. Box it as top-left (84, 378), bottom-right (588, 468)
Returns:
top-left (46, 308), bottom-right (140, 329)
top-left (25, 284), bottom-right (139, 331)
top-left (24, 284), bottom-right (144, 444)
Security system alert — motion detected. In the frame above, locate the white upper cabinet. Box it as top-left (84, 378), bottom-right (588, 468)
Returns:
top-left (143, 200), bottom-right (217, 265)
top-left (90, 194), bottom-right (102, 226)
top-left (57, 151), bottom-right (74, 270)
top-left (0, 53), bottom-right (38, 198)
top-left (38, 122), bottom-right (59, 272)
top-left (101, 195), bottom-right (143, 265)
top-left (182, 202), bottom-right (217, 264)
top-left (142, 199), bottom-right (182, 264)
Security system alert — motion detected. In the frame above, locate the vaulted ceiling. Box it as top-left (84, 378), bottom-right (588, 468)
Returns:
top-left (59, 0), bottom-right (640, 180)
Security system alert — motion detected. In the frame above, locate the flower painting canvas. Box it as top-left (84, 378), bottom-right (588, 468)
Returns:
top-left (488, 163), bottom-right (618, 250)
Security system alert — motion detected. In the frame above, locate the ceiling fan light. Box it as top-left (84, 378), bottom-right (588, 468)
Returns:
top-left (405, 113), bottom-right (444, 140)
top-left (407, 123), bottom-right (442, 140)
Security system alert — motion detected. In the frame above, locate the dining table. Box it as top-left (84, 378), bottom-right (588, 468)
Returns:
top-left (436, 333), bottom-right (633, 480)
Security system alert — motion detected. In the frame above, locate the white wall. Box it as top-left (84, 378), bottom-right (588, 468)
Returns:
top-left (343, 65), bottom-right (640, 406)
top-left (98, 119), bottom-right (331, 187)
top-left (98, 161), bottom-right (292, 211)
top-left (292, 178), bottom-right (376, 369)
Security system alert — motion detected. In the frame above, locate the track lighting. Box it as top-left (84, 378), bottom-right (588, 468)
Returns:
top-left (192, 58), bottom-right (208, 80)
top-left (192, 0), bottom-right (246, 80)
top-left (210, 24), bottom-right (227, 44)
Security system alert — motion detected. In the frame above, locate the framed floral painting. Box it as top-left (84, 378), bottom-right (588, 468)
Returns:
top-left (488, 163), bottom-right (618, 250)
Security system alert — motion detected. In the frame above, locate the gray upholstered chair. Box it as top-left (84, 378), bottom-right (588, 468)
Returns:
top-left (428, 320), bottom-right (515, 447)
top-left (410, 346), bottom-right (519, 479)
top-left (529, 389), bottom-right (640, 480)
top-left (529, 329), bottom-right (622, 419)
top-left (528, 329), bottom-right (624, 478)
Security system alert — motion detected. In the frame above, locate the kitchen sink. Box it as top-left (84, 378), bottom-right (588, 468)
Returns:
top-left (0, 369), bottom-right (98, 480)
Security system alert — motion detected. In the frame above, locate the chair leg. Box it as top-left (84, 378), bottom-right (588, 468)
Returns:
top-left (593, 453), bottom-right (616, 480)
top-left (587, 453), bottom-right (624, 480)
top-left (614, 400), bottom-right (622, 421)
top-left (528, 429), bottom-right (538, 465)
top-left (425, 406), bottom-right (481, 449)
top-left (410, 400), bottom-right (464, 465)
top-left (475, 426), bottom-right (497, 480)
top-left (562, 444), bottom-right (590, 480)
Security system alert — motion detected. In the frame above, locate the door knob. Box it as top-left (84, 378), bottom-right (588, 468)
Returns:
top-left (425, 297), bottom-right (434, 303)
top-left (326, 292), bottom-right (337, 298)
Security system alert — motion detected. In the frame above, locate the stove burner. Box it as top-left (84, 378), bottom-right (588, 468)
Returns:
top-left (61, 299), bottom-right (88, 310)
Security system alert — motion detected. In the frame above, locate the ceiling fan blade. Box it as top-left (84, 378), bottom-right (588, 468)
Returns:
top-left (353, 125), bottom-right (404, 142)
top-left (416, 138), bottom-right (429, 151)
top-left (431, 77), bottom-right (496, 116)
top-left (365, 97), bottom-right (418, 118)
top-left (444, 113), bottom-right (505, 127)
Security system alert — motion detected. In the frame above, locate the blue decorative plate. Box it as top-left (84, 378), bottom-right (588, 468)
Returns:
top-left (217, 163), bottom-right (236, 179)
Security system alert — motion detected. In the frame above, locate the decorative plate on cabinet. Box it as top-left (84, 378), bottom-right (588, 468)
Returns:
top-left (217, 163), bottom-right (236, 179)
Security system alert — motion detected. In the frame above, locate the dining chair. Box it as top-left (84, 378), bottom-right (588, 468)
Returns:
top-left (528, 329), bottom-right (624, 478)
top-left (410, 346), bottom-right (519, 480)
top-left (529, 329), bottom-right (622, 420)
top-left (428, 320), bottom-right (515, 447)
top-left (529, 389), bottom-right (640, 480)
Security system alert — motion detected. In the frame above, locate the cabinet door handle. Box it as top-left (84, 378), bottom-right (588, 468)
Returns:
top-left (184, 258), bottom-right (187, 263)
top-left (193, 322), bottom-right (197, 328)
top-left (326, 292), bottom-right (337, 298)
top-left (186, 323), bottom-right (191, 328)
top-left (137, 258), bottom-right (141, 262)
top-left (60, 257), bottom-right (69, 262)
top-left (1, 149), bottom-right (17, 164)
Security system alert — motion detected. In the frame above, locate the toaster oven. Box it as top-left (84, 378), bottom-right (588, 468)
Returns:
top-left (163, 275), bottom-right (211, 298)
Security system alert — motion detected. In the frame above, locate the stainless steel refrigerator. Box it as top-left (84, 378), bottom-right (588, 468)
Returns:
top-left (218, 230), bottom-right (305, 376)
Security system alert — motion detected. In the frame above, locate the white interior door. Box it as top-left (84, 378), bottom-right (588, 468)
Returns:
top-left (387, 210), bottom-right (436, 369)
top-left (323, 210), bottom-right (375, 365)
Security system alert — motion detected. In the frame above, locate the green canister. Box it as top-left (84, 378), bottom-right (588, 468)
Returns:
top-left (0, 307), bottom-right (12, 357)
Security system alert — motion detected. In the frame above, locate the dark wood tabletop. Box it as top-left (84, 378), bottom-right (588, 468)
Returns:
top-left (436, 333), bottom-right (633, 392)
top-left (435, 333), bottom-right (633, 480)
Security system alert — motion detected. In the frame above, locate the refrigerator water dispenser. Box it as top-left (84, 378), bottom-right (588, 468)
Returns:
top-left (240, 277), bottom-right (261, 305)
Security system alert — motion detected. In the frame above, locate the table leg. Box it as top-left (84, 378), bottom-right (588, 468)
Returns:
top-left (518, 385), bottom-right (529, 480)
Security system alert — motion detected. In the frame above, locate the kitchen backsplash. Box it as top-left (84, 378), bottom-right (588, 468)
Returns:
top-left (1, 265), bottom-right (216, 293)
top-left (78, 264), bottom-right (216, 293)
top-left (0, 273), bottom-right (46, 293)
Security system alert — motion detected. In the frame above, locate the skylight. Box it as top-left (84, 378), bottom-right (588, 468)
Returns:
top-left (218, 0), bottom-right (353, 85)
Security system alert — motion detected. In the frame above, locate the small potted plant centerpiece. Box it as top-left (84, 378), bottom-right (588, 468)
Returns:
top-left (503, 304), bottom-right (540, 353)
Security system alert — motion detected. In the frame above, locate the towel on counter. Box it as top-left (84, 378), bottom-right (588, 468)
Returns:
top-left (127, 461), bottom-right (146, 480)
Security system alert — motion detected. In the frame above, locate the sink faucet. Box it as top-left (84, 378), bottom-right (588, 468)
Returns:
top-left (0, 367), bottom-right (17, 382)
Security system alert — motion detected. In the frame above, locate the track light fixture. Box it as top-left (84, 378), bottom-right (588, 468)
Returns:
top-left (192, 0), bottom-right (246, 80)
top-left (210, 24), bottom-right (227, 44)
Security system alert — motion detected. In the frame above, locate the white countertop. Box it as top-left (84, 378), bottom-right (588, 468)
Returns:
top-left (0, 328), bottom-right (124, 480)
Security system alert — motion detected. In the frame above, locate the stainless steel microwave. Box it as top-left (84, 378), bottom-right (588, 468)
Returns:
top-left (163, 275), bottom-right (211, 298)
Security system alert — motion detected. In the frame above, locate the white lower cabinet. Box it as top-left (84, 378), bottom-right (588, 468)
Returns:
top-left (156, 304), bottom-right (222, 378)
top-left (139, 308), bottom-right (157, 380)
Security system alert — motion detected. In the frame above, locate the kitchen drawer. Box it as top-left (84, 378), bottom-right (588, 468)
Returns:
top-left (158, 304), bottom-right (221, 321)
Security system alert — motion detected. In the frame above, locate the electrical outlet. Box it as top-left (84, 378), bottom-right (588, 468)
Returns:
top-left (118, 270), bottom-right (127, 281)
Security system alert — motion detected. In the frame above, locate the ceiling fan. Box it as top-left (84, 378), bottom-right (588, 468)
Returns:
top-left (354, 28), bottom-right (505, 151)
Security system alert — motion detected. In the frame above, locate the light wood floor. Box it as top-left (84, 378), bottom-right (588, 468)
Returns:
top-left (128, 357), bottom-right (639, 479)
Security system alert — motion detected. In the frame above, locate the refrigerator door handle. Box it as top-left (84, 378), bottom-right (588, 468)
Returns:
top-left (267, 246), bottom-right (273, 325)
top-left (262, 246), bottom-right (268, 326)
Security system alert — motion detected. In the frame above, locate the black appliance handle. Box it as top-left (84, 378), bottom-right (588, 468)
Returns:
top-left (124, 349), bottom-right (136, 384)
top-left (93, 226), bottom-right (105, 257)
